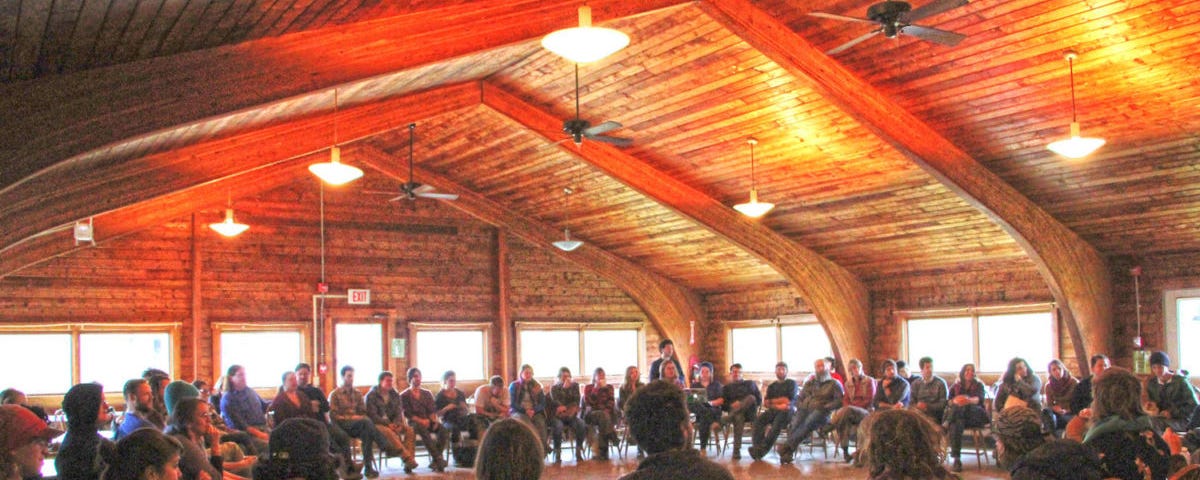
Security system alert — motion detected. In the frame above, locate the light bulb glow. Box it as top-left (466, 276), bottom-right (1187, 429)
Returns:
top-left (734, 189), bottom-right (775, 218)
top-left (541, 6), bottom-right (629, 63)
top-left (209, 209), bottom-right (249, 237)
top-left (309, 146), bottom-right (363, 185)
top-left (1047, 122), bottom-right (1105, 159)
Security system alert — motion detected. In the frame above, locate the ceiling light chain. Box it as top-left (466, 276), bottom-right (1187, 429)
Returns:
top-left (308, 88), bottom-right (364, 185)
top-left (553, 186), bottom-right (584, 251)
top-left (734, 137), bottom-right (775, 218)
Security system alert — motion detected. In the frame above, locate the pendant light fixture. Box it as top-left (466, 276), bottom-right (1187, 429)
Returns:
top-left (733, 138), bottom-right (774, 218)
top-left (541, 5), bottom-right (630, 64)
top-left (1047, 50), bottom-right (1105, 159)
top-left (309, 90), bottom-right (363, 185)
top-left (209, 191), bottom-right (249, 237)
top-left (552, 187), bottom-right (584, 252)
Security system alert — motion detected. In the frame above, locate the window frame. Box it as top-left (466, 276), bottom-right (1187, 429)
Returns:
top-left (333, 318), bottom-right (390, 387)
top-left (0, 322), bottom-right (181, 394)
top-left (514, 322), bottom-right (645, 382)
top-left (725, 314), bottom-right (831, 374)
top-left (1163, 288), bottom-right (1200, 375)
top-left (211, 322), bottom-right (311, 388)
top-left (899, 303), bottom-right (1058, 374)
top-left (408, 322), bottom-right (492, 382)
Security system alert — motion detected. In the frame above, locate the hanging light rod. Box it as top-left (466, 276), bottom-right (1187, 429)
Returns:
top-left (541, 5), bottom-right (630, 64)
top-left (553, 187), bottom-right (584, 251)
top-left (733, 138), bottom-right (775, 218)
top-left (1047, 50), bottom-right (1105, 159)
top-left (309, 89), bottom-right (364, 185)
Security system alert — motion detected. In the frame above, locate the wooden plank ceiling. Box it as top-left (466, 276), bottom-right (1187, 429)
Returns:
top-left (3, 0), bottom-right (1198, 295)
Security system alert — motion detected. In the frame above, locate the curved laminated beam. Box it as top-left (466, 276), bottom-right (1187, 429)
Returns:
top-left (0, 0), bottom-right (688, 192)
top-left (699, 0), bottom-right (1112, 368)
top-left (351, 144), bottom-right (705, 364)
top-left (481, 82), bottom-right (871, 366)
top-left (0, 83), bottom-right (480, 259)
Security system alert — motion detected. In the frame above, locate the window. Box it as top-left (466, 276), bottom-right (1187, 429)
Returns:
top-left (727, 316), bottom-right (834, 373)
top-left (516, 323), bottom-right (643, 380)
top-left (410, 323), bottom-right (489, 381)
top-left (336, 323), bottom-right (384, 386)
top-left (1165, 289), bottom-right (1200, 375)
top-left (214, 323), bottom-right (308, 389)
top-left (903, 307), bottom-right (1056, 373)
top-left (0, 324), bottom-right (180, 395)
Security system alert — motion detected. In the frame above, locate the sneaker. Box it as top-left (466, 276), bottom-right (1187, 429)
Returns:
top-left (952, 457), bottom-right (962, 472)
top-left (776, 444), bottom-right (794, 464)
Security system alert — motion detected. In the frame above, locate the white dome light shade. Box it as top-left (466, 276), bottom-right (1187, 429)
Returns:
top-left (309, 146), bottom-right (363, 185)
top-left (733, 189), bottom-right (775, 218)
top-left (1047, 122), bottom-right (1106, 159)
top-left (541, 6), bottom-right (630, 64)
top-left (553, 227), bottom-right (584, 252)
top-left (210, 209), bottom-right (249, 237)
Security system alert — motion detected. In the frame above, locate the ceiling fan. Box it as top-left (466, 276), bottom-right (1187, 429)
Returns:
top-left (810, 0), bottom-right (970, 55)
top-left (560, 63), bottom-right (631, 147)
top-left (366, 123), bottom-right (458, 202)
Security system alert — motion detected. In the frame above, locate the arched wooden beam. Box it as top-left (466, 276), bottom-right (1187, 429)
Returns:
top-left (0, 83), bottom-right (479, 258)
top-left (699, 0), bottom-right (1112, 367)
top-left (0, 0), bottom-right (688, 191)
top-left (0, 156), bottom-right (314, 280)
top-left (481, 82), bottom-right (871, 367)
top-left (350, 144), bottom-right (705, 364)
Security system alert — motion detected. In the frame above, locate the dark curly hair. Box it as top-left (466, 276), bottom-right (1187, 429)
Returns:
top-left (860, 408), bottom-right (953, 479)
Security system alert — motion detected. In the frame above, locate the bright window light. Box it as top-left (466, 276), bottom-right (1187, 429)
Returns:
top-left (219, 331), bottom-right (303, 388)
top-left (520, 330), bottom-right (580, 378)
top-left (336, 324), bottom-right (383, 386)
top-left (781, 324), bottom-right (834, 370)
top-left (583, 330), bottom-right (638, 377)
top-left (0, 334), bottom-right (72, 394)
top-left (1177, 297), bottom-right (1200, 375)
top-left (415, 330), bottom-right (485, 381)
top-left (730, 326), bottom-right (776, 372)
top-left (978, 313), bottom-right (1054, 373)
top-left (907, 317), bottom-right (973, 372)
top-left (80, 333), bottom-right (171, 392)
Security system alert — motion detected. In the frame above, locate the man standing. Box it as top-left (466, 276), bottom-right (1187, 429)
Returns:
top-left (716, 363), bottom-right (760, 460)
top-left (328, 366), bottom-right (401, 478)
top-left (1146, 351), bottom-right (1199, 433)
top-left (548, 367), bottom-right (587, 463)
top-left (619, 381), bottom-right (733, 480)
top-left (748, 362), bottom-right (796, 461)
top-left (115, 379), bottom-right (162, 439)
top-left (649, 339), bottom-right (685, 386)
top-left (777, 358), bottom-right (844, 464)
top-left (399, 368), bottom-right (448, 472)
top-left (908, 357), bottom-right (948, 423)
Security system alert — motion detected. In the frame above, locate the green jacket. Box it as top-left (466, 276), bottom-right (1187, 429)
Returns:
top-left (1146, 373), bottom-right (1198, 421)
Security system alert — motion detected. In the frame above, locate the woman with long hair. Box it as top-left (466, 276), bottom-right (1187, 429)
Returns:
top-left (266, 371), bottom-right (318, 426)
top-left (583, 367), bottom-right (617, 460)
top-left (944, 363), bottom-right (988, 472)
top-left (100, 428), bottom-right (182, 480)
top-left (859, 408), bottom-right (954, 480)
top-left (1042, 359), bottom-right (1078, 432)
top-left (618, 365), bottom-right (646, 458)
top-left (1084, 368), bottom-right (1170, 480)
top-left (165, 398), bottom-right (250, 480)
top-left (995, 357), bottom-right (1043, 414)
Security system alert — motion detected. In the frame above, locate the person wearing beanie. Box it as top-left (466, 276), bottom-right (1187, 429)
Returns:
top-left (163, 381), bottom-right (200, 418)
top-left (2, 404), bottom-right (64, 480)
top-left (1145, 351), bottom-right (1199, 434)
top-left (993, 406), bottom-right (1047, 470)
top-left (56, 383), bottom-right (116, 480)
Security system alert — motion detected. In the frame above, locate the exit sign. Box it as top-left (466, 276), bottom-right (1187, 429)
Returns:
top-left (348, 289), bottom-right (371, 305)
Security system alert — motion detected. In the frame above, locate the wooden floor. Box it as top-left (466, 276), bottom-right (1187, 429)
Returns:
top-left (379, 446), bottom-right (1010, 479)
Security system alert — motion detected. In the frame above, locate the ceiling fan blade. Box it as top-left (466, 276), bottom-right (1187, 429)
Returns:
top-left (827, 29), bottom-right (881, 55)
top-left (388, 194), bottom-right (407, 202)
top-left (583, 120), bottom-right (622, 136)
top-left (904, 0), bottom-right (969, 23)
top-left (362, 190), bottom-right (403, 196)
top-left (587, 135), bottom-right (633, 147)
top-left (809, 12), bottom-right (877, 24)
top-left (415, 192), bottom-right (459, 200)
top-left (901, 24), bottom-right (966, 46)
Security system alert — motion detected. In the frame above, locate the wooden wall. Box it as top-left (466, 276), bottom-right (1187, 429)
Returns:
top-left (1108, 252), bottom-right (1200, 367)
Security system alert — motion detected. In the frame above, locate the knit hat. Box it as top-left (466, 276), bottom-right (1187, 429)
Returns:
top-left (268, 418), bottom-right (330, 461)
top-left (163, 380), bottom-right (200, 417)
top-left (994, 406), bottom-right (1044, 452)
top-left (1010, 439), bottom-right (1104, 480)
top-left (1150, 351), bottom-right (1170, 367)
top-left (0, 404), bottom-right (63, 453)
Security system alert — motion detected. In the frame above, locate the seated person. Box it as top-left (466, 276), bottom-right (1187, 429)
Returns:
top-left (582, 367), bottom-right (617, 460)
top-left (716, 363), bottom-right (760, 460)
top-left (995, 357), bottom-right (1043, 414)
top-left (162, 380), bottom-right (256, 472)
top-left (473, 375), bottom-right (510, 428)
top-left (364, 371), bottom-right (417, 473)
top-left (873, 359), bottom-right (911, 411)
top-left (1009, 439), bottom-right (1104, 480)
top-left (0, 388), bottom-right (49, 424)
top-left (218, 365), bottom-right (269, 454)
top-left (1070, 355), bottom-right (1111, 421)
top-left (328, 366), bottom-right (401, 478)
top-left (142, 369), bottom-right (171, 427)
top-left (689, 362), bottom-right (723, 452)
top-left (1, 404), bottom-right (63, 480)
top-left (1042, 359), bottom-right (1078, 433)
top-left (293, 363), bottom-right (354, 465)
top-left (509, 365), bottom-right (548, 450)
top-left (859, 408), bottom-right (954, 480)
top-left (399, 368), bottom-right (449, 472)
top-left (548, 367), bottom-right (586, 463)
top-left (57, 383), bottom-right (116, 480)
top-left (908, 356), bottom-right (948, 423)
top-left (1085, 368), bottom-right (1170, 480)
top-left (474, 418), bottom-right (543, 480)
top-left (749, 362), bottom-right (797, 461)
top-left (830, 358), bottom-right (875, 462)
top-left (1145, 351), bottom-right (1198, 434)
top-left (945, 363), bottom-right (989, 472)
top-left (165, 398), bottom-right (251, 480)
top-left (617, 366), bottom-right (644, 457)
top-left (251, 419), bottom-right (338, 480)
top-left (994, 406), bottom-right (1046, 469)
top-left (619, 381), bottom-right (732, 480)
top-left (116, 379), bottom-right (163, 439)
top-left (435, 371), bottom-right (476, 443)
top-left (99, 428), bottom-right (182, 480)
top-left (777, 358), bottom-right (844, 464)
